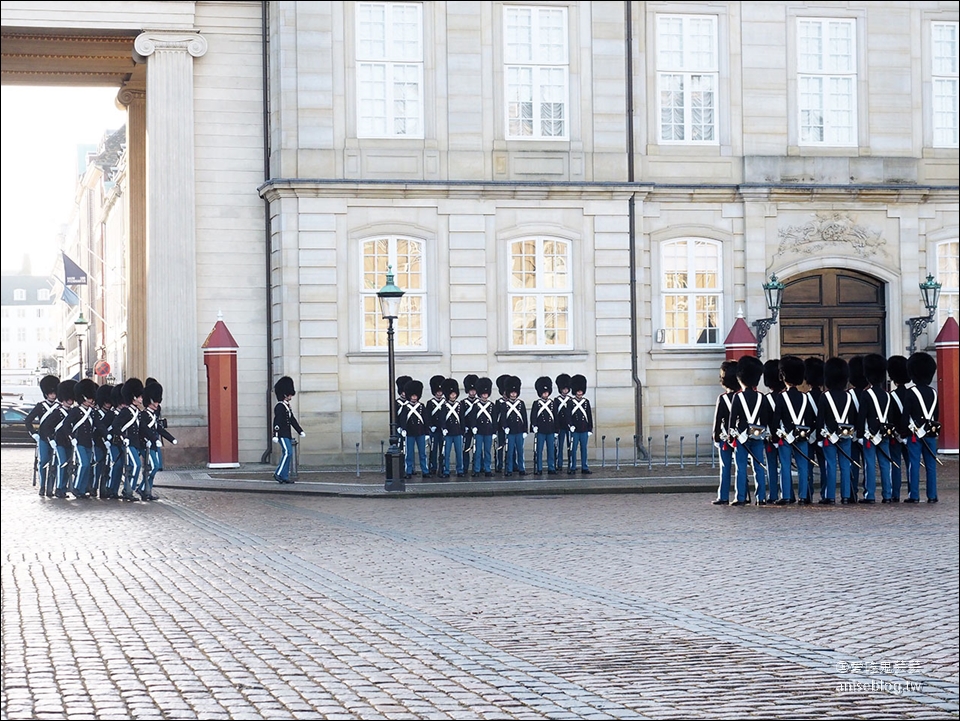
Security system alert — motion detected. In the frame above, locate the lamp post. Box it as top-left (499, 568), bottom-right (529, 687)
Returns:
top-left (906, 273), bottom-right (942, 354)
top-left (378, 266), bottom-right (405, 491)
top-left (74, 313), bottom-right (89, 379)
top-left (55, 342), bottom-right (65, 378)
top-left (753, 274), bottom-right (785, 360)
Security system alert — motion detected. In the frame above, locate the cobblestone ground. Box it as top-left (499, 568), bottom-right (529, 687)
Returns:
top-left (2, 446), bottom-right (957, 720)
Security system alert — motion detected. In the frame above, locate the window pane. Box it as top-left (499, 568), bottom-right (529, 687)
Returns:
top-left (511, 240), bottom-right (536, 288)
top-left (507, 237), bottom-right (572, 348)
top-left (539, 8), bottom-right (566, 63)
top-left (933, 22), bottom-right (959, 76)
top-left (658, 17), bottom-right (683, 69)
top-left (543, 295), bottom-right (568, 345)
top-left (358, 4), bottom-right (386, 59)
top-left (505, 7), bottom-right (532, 63)
top-left (511, 295), bottom-right (537, 345)
top-left (391, 4), bottom-right (421, 60)
top-left (827, 20), bottom-right (854, 73)
top-left (695, 294), bottom-right (719, 344)
top-left (798, 20), bottom-right (823, 72)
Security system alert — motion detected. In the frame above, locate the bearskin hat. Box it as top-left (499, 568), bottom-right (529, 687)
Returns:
top-left (555, 373), bottom-right (572, 392)
top-left (804, 357), bottom-right (825, 389)
top-left (96, 383), bottom-right (114, 407)
top-left (535, 376), bottom-right (553, 396)
top-left (720, 360), bottom-right (740, 391)
top-left (862, 354), bottom-right (887, 388)
top-left (57, 379), bottom-right (77, 403)
top-left (111, 384), bottom-right (123, 407)
top-left (763, 359), bottom-right (785, 393)
top-left (848, 356), bottom-right (867, 391)
top-left (404, 379), bottom-right (423, 401)
top-left (274, 375), bottom-right (295, 401)
top-left (39, 374), bottom-right (60, 397)
top-left (75, 379), bottom-right (98, 404)
top-left (122, 377), bottom-right (145, 405)
top-left (145, 382), bottom-right (163, 404)
top-left (142, 384), bottom-right (156, 407)
top-left (887, 355), bottom-right (910, 386)
top-left (907, 352), bottom-right (937, 386)
top-left (511, 376), bottom-right (523, 395)
top-left (145, 377), bottom-right (158, 387)
top-left (430, 375), bottom-right (446, 395)
top-left (570, 374), bottom-right (588, 395)
top-left (476, 377), bottom-right (493, 396)
top-left (463, 374), bottom-right (479, 393)
top-left (779, 356), bottom-right (806, 388)
top-left (442, 377), bottom-right (460, 399)
top-left (396, 375), bottom-right (412, 396)
top-left (823, 357), bottom-right (850, 392)
top-left (736, 356), bottom-right (764, 388)
top-left (494, 374), bottom-right (509, 396)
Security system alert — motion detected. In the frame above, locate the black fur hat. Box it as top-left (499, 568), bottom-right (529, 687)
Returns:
top-left (404, 379), bottom-right (423, 400)
top-left (142, 384), bottom-right (156, 407)
top-left (823, 357), bottom-right (850, 392)
top-left (570, 374), bottom-right (587, 394)
top-left (39, 374), bottom-right (60, 397)
top-left (779, 356), bottom-right (806, 387)
top-left (463, 374), bottom-right (479, 393)
top-left (145, 382), bottom-right (163, 404)
top-left (720, 360), bottom-right (740, 391)
top-left (510, 376), bottom-right (523, 395)
top-left (274, 375), bottom-right (295, 401)
top-left (804, 357), bottom-right (825, 389)
top-left (111, 384), bottom-right (123, 407)
top-left (75, 379), bottom-right (98, 404)
top-left (535, 376), bottom-right (553, 395)
top-left (477, 377), bottom-right (493, 396)
top-left (396, 375), bottom-right (412, 396)
top-left (907, 352), bottom-right (937, 386)
top-left (555, 373), bottom-right (572, 392)
top-left (496, 374), bottom-right (511, 395)
top-left (862, 354), bottom-right (887, 388)
top-left (96, 383), bottom-right (114, 407)
top-left (442, 377), bottom-right (460, 399)
top-left (763, 359), bottom-right (785, 392)
top-left (122, 377), bottom-right (144, 405)
top-left (57, 379), bottom-right (77, 403)
top-left (430, 375), bottom-right (446, 395)
top-left (145, 377), bottom-right (158, 387)
top-left (736, 356), bottom-right (764, 388)
top-left (887, 354), bottom-right (910, 386)
top-left (848, 356), bottom-right (867, 391)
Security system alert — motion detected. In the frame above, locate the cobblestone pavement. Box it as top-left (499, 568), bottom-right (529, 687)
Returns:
top-left (2, 447), bottom-right (957, 720)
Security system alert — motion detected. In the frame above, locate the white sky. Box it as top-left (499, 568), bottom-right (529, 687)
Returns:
top-left (1, 85), bottom-right (127, 275)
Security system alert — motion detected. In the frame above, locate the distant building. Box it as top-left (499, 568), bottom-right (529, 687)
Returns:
top-left (0, 272), bottom-right (59, 401)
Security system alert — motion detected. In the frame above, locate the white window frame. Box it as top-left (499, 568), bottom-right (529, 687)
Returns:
top-left (656, 14), bottom-right (718, 144)
top-left (360, 236), bottom-right (426, 350)
top-left (37, 289), bottom-right (50, 301)
top-left (932, 21), bottom-right (959, 148)
top-left (13, 288), bottom-right (26, 301)
top-left (507, 237), bottom-right (572, 350)
top-left (660, 238), bottom-right (723, 348)
top-left (356, 2), bottom-right (424, 139)
top-left (504, 5), bottom-right (569, 140)
top-left (797, 17), bottom-right (858, 147)
top-left (937, 240), bottom-right (959, 328)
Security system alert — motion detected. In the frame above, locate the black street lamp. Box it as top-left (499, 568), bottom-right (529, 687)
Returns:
top-left (55, 341), bottom-right (65, 378)
top-left (906, 273), bottom-right (942, 354)
top-left (753, 274), bottom-right (785, 360)
top-left (378, 266), bottom-right (405, 491)
top-left (74, 313), bottom-right (89, 380)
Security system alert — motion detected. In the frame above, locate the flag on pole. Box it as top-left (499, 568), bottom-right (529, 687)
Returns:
top-left (62, 252), bottom-right (88, 285)
top-left (60, 284), bottom-right (80, 307)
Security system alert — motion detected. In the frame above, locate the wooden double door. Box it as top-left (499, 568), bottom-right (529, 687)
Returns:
top-left (778, 269), bottom-right (886, 360)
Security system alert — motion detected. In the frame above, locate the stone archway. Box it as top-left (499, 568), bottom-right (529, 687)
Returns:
top-left (778, 268), bottom-right (886, 360)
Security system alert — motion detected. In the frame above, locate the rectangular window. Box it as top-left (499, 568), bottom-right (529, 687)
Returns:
top-left (661, 239), bottom-right (722, 346)
top-left (797, 18), bottom-right (857, 146)
top-left (357, 3), bottom-right (423, 138)
top-left (938, 240), bottom-right (959, 328)
top-left (933, 22), bottom-right (959, 148)
top-left (508, 238), bottom-right (571, 349)
top-left (17, 353), bottom-right (27, 369)
top-left (504, 6), bottom-right (569, 139)
top-left (657, 15), bottom-right (718, 143)
top-left (13, 288), bottom-right (26, 301)
top-left (37, 289), bottom-right (50, 301)
top-left (361, 236), bottom-right (425, 349)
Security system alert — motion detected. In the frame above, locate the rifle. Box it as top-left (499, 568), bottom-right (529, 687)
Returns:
top-left (740, 439), bottom-right (769, 476)
top-left (783, 438), bottom-right (819, 468)
top-left (919, 436), bottom-right (944, 466)
top-left (32, 445), bottom-right (38, 487)
top-left (828, 437), bottom-right (863, 470)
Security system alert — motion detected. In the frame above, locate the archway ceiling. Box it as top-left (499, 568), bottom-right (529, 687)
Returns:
top-left (1, 27), bottom-right (141, 86)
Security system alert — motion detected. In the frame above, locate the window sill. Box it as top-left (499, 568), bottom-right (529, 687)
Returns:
top-left (649, 346), bottom-right (727, 358)
top-left (495, 349), bottom-right (588, 360)
top-left (346, 351), bottom-right (443, 364)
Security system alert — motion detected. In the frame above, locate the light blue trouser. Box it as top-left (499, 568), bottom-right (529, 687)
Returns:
top-left (716, 442), bottom-right (734, 502)
top-left (907, 436), bottom-right (938, 500)
top-left (123, 445), bottom-right (142, 496)
top-left (535, 432), bottom-right (556, 472)
top-left (405, 435), bottom-right (428, 476)
top-left (861, 439), bottom-right (891, 501)
top-left (37, 438), bottom-right (53, 494)
top-left (766, 445), bottom-right (780, 500)
top-left (72, 445), bottom-right (93, 496)
top-left (505, 433), bottom-right (525, 473)
top-left (822, 438), bottom-right (852, 500)
top-left (570, 432), bottom-right (589, 471)
top-left (473, 435), bottom-right (492, 473)
top-left (735, 438), bottom-right (767, 502)
top-left (275, 437), bottom-right (293, 481)
top-left (443, 435), bottom-right (464, 475)
top-left (779, 440), bottom-right (809, 502)
top-left (108, 445), bottom-right (124, 496)
top-left (55, 444), bottom-right (73, 494)
top-left (144, 447), bottom-right (161, 495)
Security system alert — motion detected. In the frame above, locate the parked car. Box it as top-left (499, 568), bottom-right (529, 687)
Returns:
top-left (1, 403), bottom-right (37, 447)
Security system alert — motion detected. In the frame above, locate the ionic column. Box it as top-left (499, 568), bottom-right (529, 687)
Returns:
top-left (134, 31), bottom-right (207, 417)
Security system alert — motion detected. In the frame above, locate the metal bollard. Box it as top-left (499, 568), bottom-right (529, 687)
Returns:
top-left (615, 437), bottom-right (620, 470)
top-left (292, 438), bottom-right (299, 480)
top-left (679, 436), bottom-right (685, 469)
top-left (647, 437), bottom-right (653, 471)
top-left (361, 443), bottom-right (365, 477)
top-left (695, 433), bottom-right (700, 466)
top-left (633, 435), bottom-right (638, 467)
top-left (664, 435), bottom-right (669, 466)
top-left (601, 435), bottom-right (606, 468)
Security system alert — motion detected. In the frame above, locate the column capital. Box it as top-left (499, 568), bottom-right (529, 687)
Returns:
top-left (116, 84), bottom-right (145, 108)
top-left (134, 31), bottom-right (207, 60)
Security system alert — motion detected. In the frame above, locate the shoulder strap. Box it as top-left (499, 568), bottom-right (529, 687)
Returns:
top-left (911, 386), bottom-right (937, 421)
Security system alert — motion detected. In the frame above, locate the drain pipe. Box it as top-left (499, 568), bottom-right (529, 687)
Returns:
top-left (260, 0), bottom-right (274, 464)
top-left (625, 1), bottom-right (647, 460)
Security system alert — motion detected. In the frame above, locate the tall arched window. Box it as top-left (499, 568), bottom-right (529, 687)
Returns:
top-left (508, 237), bottom-right (571, 349)
top-left (937, 239), bottom-right (959, 327)
top-left (660, 238), bottom-right (722, 346)
top-left (360, 236), bottom-right (425, 349)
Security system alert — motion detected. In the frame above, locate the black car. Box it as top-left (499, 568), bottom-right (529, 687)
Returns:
top-left (1, 403), bottom-right (38, 447)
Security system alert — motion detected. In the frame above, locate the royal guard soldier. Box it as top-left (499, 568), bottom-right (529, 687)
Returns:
top-left (106, 385), bottom-right (127, 499)
top-left (141, 383), bottom-right (178, 501)
top-left (25, 374), bottom-right (60, 497)
top-left (846, 356), bottom-right (868, 501)
top-left (461, 374), bottom-right (479, 473)
top-left (426, 375), bottom-right (447, 476)
top-left (531, 376), bottom-right (558, 475)
top-left (859, 354), bottom-right (892, 504)
top-left (439, 378), bottom-right (465, 478)
top-left (711, 360), bottom-right (740, 505)
top-left (93, 384), bottom-right (114, 498)
top-left (272, 376), bottom-right (304, 484)
top-left (887, 355), bottom-right (911, 502)
top-left (728, 357), bottom-right (769, 505)
top-left (817, 358), bottom-right (857, 504)
top-left (115, 378), bottom-right (145, 500)
top-left (904, 352), bottom-right (939, 503)
top-left (554, 373), bottom-right (573, 471)
top-left (65, 379), bottom-right (98, 498)
top-left (468, 377), bottom-right (496, 477)
top-left (773, 356), bottom-right (818, 505)
top-left (493, 374), bottom-right (511, 473)
top-left (803, 357), bottom-right (826, 502)
top-left (567, 374), bottom-right (593, 475)
top-left (500, 376), bottom-right (527, 476)
top-left (40, 380), bottom-right (77, 499)
top-left (395, 375), bottom-right (412, 455)
top-left (763, 359), bottom-right (785, 502)
top-left (399, 379), bottom-right (429, 479)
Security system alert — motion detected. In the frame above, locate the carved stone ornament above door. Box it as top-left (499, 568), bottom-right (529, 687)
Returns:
top-left (775, 212), bottom-right (888, 261)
